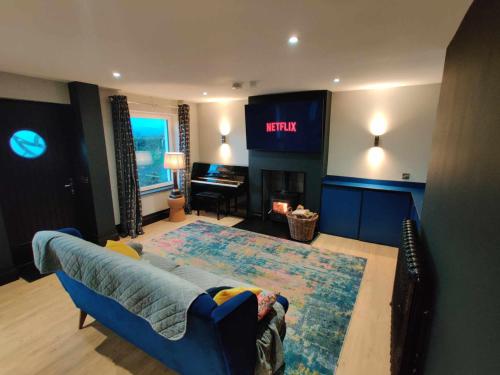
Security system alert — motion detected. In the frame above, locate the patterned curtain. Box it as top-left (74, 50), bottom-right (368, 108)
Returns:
top-left (109, 95), bottom-right (144, 238)
top-left (178, 104), bottom-right (191, 213)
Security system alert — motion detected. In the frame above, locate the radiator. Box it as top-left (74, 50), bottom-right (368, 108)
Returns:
top-left (391, 219), bottom-right (429, 375)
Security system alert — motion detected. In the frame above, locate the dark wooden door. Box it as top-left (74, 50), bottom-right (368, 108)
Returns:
top-left (0, 99), bottom-right (77, 268)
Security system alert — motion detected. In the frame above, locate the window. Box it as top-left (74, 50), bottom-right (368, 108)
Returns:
top-left (130, 116), bottom-right (174, 192)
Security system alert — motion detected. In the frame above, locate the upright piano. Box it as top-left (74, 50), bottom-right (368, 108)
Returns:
top-left (190, 162), bottom-right (248, 215)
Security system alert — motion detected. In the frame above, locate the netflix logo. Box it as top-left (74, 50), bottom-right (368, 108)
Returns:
top-left (266, 121), bottom-right (297, 133)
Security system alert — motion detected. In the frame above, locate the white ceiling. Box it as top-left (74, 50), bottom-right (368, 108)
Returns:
top-left (0, 0), bottom-right (472, 103)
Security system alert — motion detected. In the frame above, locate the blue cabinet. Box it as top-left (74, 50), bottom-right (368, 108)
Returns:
top-left (358, 190), bottom-right (411, 246)
top-left (319, 177), bottom-right (424, 247)
top-left (320, 186), bottom-right (362, 239)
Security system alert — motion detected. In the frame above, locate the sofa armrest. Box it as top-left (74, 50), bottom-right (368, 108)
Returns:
top-left (189, 294), bottom-right (218, 319)
top-left (211, 291), bottom-right (255, 323)
top-left (56, 227), bottom-right (83, 238)
top-left (276, 295), bottom-right (289, 313)
top-left (211, 291), bottom-right (257, 375)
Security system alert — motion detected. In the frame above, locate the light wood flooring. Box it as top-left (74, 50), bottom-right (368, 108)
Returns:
top-left (0, 213), bottom-right (397, 375)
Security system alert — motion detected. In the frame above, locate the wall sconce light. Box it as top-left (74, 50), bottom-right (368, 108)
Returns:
top-left (370, 113), bottom-right (388, 137)
top-left (367, 113), bottom-right (387, 168)
top-left (221, 135), bottom-right (227, 144)
top-left (219, 119), bottom-right (231, 136)
top-left (367, 146), bottom-right (385, 167)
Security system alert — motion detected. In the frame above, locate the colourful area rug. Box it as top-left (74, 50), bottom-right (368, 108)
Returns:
top-left (144, 221), bottom-right (366, 374)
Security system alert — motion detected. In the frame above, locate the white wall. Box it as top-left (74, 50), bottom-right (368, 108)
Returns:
top-left (328, 84), bottom-right (441, 182)
top-left (196, 84), bottom-right (440, 183)
top-left (197, 100), bottom-right (248, 166)
top-left (0, 72), bottom-right (69, 104)
top-left (99, 88), bottom-right (199, 223)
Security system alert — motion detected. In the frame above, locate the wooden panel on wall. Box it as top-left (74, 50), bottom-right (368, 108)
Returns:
top-left (420, 0), bottom-right (500, 373)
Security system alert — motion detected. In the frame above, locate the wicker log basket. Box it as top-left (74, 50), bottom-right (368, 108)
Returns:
top-left (286, 210), bottom-right (319, 242)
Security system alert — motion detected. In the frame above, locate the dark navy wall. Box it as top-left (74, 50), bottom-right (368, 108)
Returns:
top-left (69, 82), bottom-right (118, 244)
top-left (421, 1), bottom-right (500, 373)
top-left (248, 91), bottom-right (331, 216)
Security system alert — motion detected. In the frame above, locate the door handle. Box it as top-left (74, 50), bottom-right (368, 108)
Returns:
top-left (64, 178), bottom-right (75, 195)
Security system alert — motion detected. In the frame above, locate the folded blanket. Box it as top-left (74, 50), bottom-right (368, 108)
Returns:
top-left (255, 302), bottom-right (286, 375)
top-left (32, 231), bottom-right (204, 341)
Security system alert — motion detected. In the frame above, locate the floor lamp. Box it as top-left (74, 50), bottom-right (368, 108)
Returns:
top-left (164, 152), bottom-right (186, 222)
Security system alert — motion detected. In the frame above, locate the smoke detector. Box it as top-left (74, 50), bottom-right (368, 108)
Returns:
top-left (232, 82), bottom-right (243, 90)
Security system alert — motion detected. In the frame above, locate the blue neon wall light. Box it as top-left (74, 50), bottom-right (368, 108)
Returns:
top-left (9, 129), bottom-right (47, 159)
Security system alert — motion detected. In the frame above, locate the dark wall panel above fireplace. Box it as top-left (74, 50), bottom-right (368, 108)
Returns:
top-left (248, 91), bottom-right (331, 216)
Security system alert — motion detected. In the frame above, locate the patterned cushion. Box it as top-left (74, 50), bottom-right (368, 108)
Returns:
top-left (257, 291), bottom-right (278, 321)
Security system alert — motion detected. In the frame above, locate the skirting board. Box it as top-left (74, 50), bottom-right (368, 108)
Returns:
top-left (115, 209), bottom-right (171, 234)
top-left (143, 209), bottom-right (170, 226)
top-left (0, 266), bottom-right (19, 286)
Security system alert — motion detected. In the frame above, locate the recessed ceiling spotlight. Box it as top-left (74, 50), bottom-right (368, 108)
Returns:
top-left (333, 77), bottom-right (341, 83)
top-left (288, 35), bottom-right (299, 45)
top-left (112, 72), bottom-right (121, 79)
top-left (203, 92), bottom-right (208, 96)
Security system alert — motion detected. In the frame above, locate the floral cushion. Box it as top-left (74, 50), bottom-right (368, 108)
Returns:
top-left (257, 291), bottom-right (278, 321)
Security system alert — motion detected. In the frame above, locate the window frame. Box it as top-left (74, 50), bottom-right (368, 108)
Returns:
top-left (130, 111), bottom-right (178, 193)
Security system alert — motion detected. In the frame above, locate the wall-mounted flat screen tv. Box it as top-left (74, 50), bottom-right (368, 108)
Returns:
top-left (245, 100), bottom-right (323, 153)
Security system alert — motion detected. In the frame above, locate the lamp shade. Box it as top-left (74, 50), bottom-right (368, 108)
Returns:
top-left (164, 152), bottom-right (185, 170)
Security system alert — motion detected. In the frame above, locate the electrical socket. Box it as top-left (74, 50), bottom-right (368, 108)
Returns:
top-left (402, 173), bottom-right (410, 180)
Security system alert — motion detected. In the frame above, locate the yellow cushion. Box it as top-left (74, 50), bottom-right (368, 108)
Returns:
top-left (213, 287), bottom-right (262, 305)
top-left (105, 240), bottom-right (141, 260)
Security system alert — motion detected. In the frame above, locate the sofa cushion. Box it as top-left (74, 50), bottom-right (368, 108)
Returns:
top-left (141, 252), bottom-right (179, 272)
top-left (213, 287), bottom-right (262, 305)
top-left (171, 265), bottom-right (255, 290)
top-left (105, 240), bottom-right (141, 259)
top-left (206, 286), bottom-right (231, 297)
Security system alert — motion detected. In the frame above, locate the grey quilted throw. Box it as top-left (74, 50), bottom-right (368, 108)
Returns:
top-left (32, 231), bottom-right (204, 340)
top-left (255, 303), bottom-right (286, 375)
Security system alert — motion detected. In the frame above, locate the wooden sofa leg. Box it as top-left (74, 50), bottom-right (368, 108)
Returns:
top-left (79, 310), bottom-right (88, 329)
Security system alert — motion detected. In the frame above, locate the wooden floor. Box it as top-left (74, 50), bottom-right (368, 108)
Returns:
top-left (0, 213), bottom-right (397, 375)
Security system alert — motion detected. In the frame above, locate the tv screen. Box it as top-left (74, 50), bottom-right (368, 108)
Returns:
top-left (245, 100), bottom-right (323, 152)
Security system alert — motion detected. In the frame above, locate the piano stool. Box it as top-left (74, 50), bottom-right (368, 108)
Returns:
top-left (193, 191), bottom-right (230, 220)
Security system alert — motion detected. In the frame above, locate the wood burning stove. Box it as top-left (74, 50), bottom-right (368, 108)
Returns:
top-left (261, 169), bottom-right (305, 222)
top-left (269, 191), bottom-right (300, 222)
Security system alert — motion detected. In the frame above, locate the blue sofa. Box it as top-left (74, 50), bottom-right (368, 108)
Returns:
top-left (54, 228), bottom-right (289, 375)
